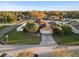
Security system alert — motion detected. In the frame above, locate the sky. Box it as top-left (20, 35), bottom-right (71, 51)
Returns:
top-left (0, 1), bottom-right (79, 11)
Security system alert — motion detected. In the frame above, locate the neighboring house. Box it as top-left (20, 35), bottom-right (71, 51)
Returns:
top-left (30, 16), bottom-right (37, 20)
top-left (47, 16), bottom-right (61, 20)
top-left (21, 15), bottom-right (31, 20)
top-left (47, 16), bottom-right (62, 25)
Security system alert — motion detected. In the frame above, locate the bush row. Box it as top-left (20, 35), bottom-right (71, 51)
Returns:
top-left (53, 25), bottom-right (72, 35)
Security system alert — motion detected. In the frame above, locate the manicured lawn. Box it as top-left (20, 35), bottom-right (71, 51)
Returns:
top-left (53, 33), bottom-right (79, 46)
top-left (4, 29), bottom-right (41, 45)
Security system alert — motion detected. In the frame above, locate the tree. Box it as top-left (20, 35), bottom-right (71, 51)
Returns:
top-left (30, 11), bottom-right (46, 19)
top-left (0, 11), bottom-right (17, 23)
top-left (53, 26), bottom-right (63, 35)
top-left (47, 11), bottom-right (63, 20)
top-left (61, 25), bottom-right (72, 35)
top-left (24, 21), bottom-right (39, 32)
top-left (63, 11), bottom-right (79, 19)
top-left (22, 11), bottom-right (31, 19)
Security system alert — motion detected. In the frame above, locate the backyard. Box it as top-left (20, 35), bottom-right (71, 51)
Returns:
top-left (2, 29), bottom-right (41, 45)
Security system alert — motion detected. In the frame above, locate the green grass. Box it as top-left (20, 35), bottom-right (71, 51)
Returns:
top-left (53, 33), bottom-right (79, 46)
top-left (4, 29), bottom-right (41, 45)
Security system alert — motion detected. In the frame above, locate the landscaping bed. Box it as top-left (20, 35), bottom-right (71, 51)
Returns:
top-left (3, 29), bottom-right (41, 45)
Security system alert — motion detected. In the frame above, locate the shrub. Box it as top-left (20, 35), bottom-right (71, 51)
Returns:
top-left (53, 25), bottom-right (72, 35)
top-left (26, 22), bottom-right (35, 29)
top-left (17, 50), bottom-right (38, 57)
top-left (17, 51), bottom-right (34, 57)
top-left (61, 25), bottom-right (72, 35)
top-left (50, 47), bottom-right (79, 57)
top-left (53, 26), bottom-right (63, 35)
top-left (23, 28), bottom-right (28, 32)
top-left (25, 22), bottom-right (39, 32)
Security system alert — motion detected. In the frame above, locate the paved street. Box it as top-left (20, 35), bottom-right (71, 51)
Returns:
top-left (0, 45), bottom-right (57, 57)
top-left (1, 45), bottom-right (79, 57)
top-left (0, 21), bottom-right (26, 36)
top-left (0, 25), bottom-right (18, 36)
top-left (0, 45), bottom-right (57, 52)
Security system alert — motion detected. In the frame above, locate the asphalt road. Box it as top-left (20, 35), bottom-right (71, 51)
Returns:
top-left (0, 21), bottom-right (26, 37)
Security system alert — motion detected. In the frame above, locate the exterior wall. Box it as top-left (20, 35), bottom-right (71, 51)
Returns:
top-left (40, 29), bottom-right (53, 34)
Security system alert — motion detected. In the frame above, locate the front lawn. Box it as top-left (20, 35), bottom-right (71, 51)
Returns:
top-left (3, 29), bottom-right (41, 45)
top-left (53, 33), bottom-right (79, 46)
